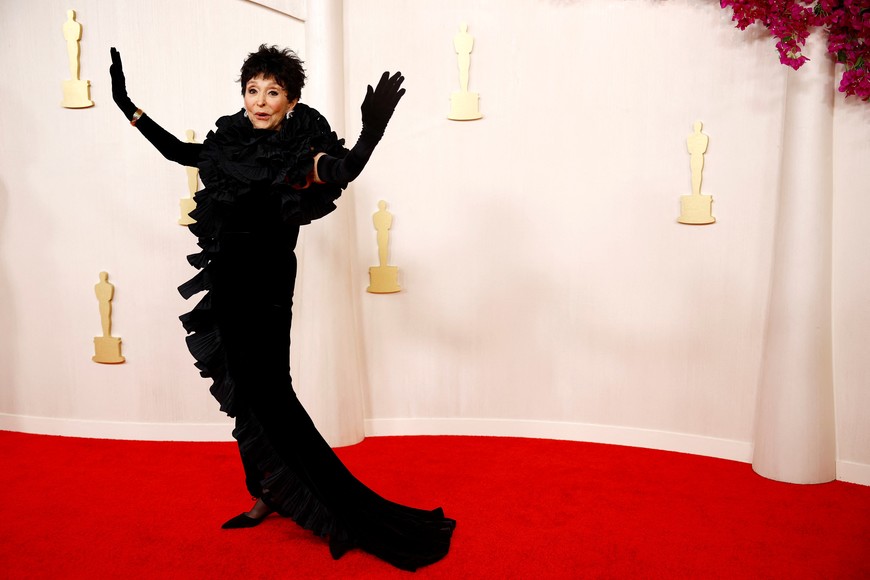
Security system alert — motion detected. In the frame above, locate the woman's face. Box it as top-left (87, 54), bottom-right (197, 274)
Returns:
top-left (243, 75), bottom-right (297, 130)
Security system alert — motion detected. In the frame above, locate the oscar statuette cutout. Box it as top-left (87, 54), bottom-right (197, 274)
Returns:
top-left (61, 9), bottom-right (94, 109)
top-left (367, 200), bottom-right (401, 294)
top-left (179, 129), bottom-right (198, 225)
top-left (678, 121), bottom-right (715, 225)
top-left (448, 22), bottom-right (483, 121)
top-left (92, 272), bottom-right (125, 363)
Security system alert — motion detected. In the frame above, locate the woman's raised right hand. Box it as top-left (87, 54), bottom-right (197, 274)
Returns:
top-left (109, 47), bottom-right (137, 119)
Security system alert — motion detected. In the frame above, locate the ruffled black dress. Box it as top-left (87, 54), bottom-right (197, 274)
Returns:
top-left (176, 105), bottom-right (455, 571)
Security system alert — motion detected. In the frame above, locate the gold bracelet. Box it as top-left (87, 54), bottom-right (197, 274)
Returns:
top-left (130, 108), bottom-right (144, 126)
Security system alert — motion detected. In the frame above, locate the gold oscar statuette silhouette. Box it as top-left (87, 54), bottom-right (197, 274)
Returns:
top-left (448, 22), bottom-right (483, 121)
top-left (61, 9), bottom-right (94, 109)
top-left (367, 200), bottom-right (401, 294)
top-left (179, 129), bottom-right (199, 226)
top-left (678, 121), bottom-right (715, 225)
top-left (92, 272), bottom-right (125, 363)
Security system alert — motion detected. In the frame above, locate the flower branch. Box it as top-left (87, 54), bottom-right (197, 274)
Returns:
top-left (720, 0), bottom-right (870, 100)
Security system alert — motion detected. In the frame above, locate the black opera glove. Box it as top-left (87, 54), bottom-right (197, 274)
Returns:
top-left (360, 71), bottom-right (407, 140)
top-left (317, 71), bottom-right (406, 184)
top-left (109, 47), bottom-right (138, 120)
top-left (109, 47), bottom-right (201, 166)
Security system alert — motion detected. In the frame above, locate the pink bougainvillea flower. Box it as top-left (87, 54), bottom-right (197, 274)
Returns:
top-left (720, 0), bottom-right (869, 101)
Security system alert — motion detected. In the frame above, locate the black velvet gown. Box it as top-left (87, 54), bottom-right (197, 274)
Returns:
top-left (173, 105), bottom-right (455, 571)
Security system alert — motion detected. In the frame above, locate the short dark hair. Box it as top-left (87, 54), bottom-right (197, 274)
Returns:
top-left (239, 44), bottom-right (306, 101)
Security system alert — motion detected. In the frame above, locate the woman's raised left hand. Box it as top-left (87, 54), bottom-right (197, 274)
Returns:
top-left (360, 71), bottom-right (406, 139)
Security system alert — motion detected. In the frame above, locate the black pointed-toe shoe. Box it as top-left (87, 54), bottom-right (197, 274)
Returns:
top-left (221, 512), bottom-right (270, 529)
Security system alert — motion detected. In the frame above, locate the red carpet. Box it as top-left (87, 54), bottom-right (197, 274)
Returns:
top-left (1, 430), bottom-right (868, 578)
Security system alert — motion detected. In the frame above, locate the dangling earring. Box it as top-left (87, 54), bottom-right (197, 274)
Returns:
top-left (243, 110), bottom-right (248, 118)
top-left (286, 110), bottom-right (294, 120)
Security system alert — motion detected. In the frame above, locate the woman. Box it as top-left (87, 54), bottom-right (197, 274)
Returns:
top-left (109, 45), bottom-right (455, 571)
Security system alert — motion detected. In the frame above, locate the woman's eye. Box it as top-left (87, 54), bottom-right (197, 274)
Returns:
top-left (269, 90), bottom-right (279, 97)
top-left (247, 88), bottom-right (257, 94)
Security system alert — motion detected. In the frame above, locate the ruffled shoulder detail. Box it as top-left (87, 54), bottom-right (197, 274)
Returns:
top-left (192, 105), bottom-right (347, 234)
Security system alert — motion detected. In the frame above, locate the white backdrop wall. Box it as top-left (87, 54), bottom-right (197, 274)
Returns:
top-left (344, 0), bottom-right (870, 480)
top-left (0, 0), bottom-right (867, 483)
